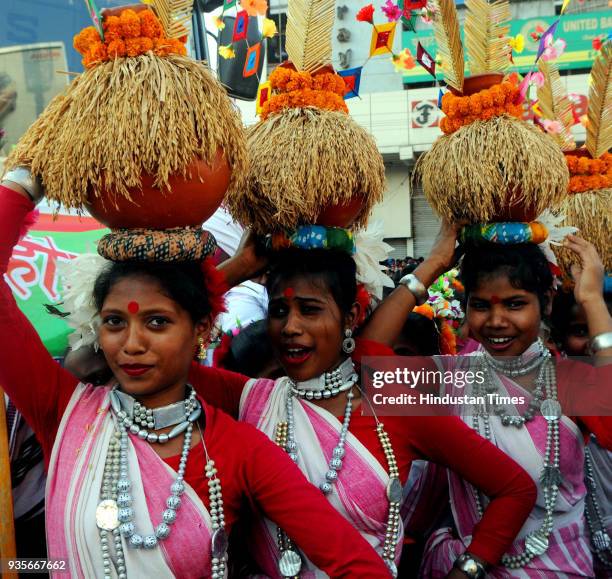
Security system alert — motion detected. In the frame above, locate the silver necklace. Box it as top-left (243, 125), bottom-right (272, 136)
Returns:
top-left (278, 381), bottom-right (402, 578)
top-left (480, 339), bottom-right (548, 428)
top-left (287, 357), bottom-right (358, 400)
top-left (97, 386), bottom-right (228, 578)
top-left (584, 443), bottom-right (612, 569)
top-left (472, 351), bottom-right (562, 569)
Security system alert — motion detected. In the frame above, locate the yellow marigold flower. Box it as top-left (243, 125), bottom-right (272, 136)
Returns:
top-left (262, 18), bottom-right (277, 39)
top-left (219, 44), bottom-right (236, 59)
top-left (213, 16), bottom-right (226, 30)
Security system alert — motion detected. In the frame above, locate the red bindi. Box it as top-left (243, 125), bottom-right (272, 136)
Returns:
top-left (283, 288), bottom-right (295, 299)
top-left (490, 295), bottom-right (501, 305)
top-left (127, 301), bottom-right (140, 314)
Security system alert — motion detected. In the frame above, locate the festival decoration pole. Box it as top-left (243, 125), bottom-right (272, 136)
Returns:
top-left (0, 387), bottom-right (17, 578)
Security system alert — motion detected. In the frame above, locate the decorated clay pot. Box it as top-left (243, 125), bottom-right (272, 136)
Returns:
top-left (316, 196), bottom-right (365, 228)
top-left (87, 150), bottom-right (231, 229)
top-left (449, 73), bottom-right (505, 97)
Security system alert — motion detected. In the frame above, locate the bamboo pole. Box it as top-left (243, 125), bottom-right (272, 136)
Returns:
top-left (0, 388), bottom-right (17, 578)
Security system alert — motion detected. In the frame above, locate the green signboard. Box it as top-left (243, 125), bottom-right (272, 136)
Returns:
top-left (6, 214), bottom-right (107, 356)
top-left (401, 10), bottom-right (611, 84)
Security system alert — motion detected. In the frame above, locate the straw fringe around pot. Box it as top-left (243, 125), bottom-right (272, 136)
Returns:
top-left (415, 114), bottom-right (569, 222)
top-left (4, 54), bottom-right (247, 209)
top-left (225, 107), bottom-right (386, 234)
top-left (553, 188), bottom-right (612, 272)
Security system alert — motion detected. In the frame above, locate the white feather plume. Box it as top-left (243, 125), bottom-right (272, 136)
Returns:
top-left (58, 253), bottom-right (110, 350)
top-left (353, 222), bottom-right (395, 300)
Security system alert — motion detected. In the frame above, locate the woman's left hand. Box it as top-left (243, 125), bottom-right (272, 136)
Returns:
top-left (563, 235), bottom-right (605, 306)
top-left (420, 220), bottom-right (465, 283)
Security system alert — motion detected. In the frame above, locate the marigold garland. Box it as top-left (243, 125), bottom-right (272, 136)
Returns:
top-left (261, 66), bottom-right (349, 119)
top-left (565, 152), bottom-right (612, 194)
top-left (73, 9), bottom-right (186, 68)
top-left (439, 81), bottom-right (523, 134)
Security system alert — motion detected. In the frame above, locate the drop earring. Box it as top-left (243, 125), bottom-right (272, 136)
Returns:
top-left (342, 328), bottom-right (355, 354)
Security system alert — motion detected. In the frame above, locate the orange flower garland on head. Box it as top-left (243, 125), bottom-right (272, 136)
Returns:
top-left (565, 152), bottom-right (612, 194)
top-left (261, 66), bottom-right (349, 120)
top-left (73, 9), bottom-right (187, 68)
top-left (439, 81), bottom-right (523, 135)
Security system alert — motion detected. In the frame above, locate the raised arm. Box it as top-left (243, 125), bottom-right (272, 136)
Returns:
top-left (242, 423), bottom-right (391, 578)
top-left (0, 183), bottom-right (79, 458)
top-left (564, 235), bottom-right (612, 361)
top-left (406, 415), bottom-right (536, 568)
top-left (360, 221), bottom-right (461, 348)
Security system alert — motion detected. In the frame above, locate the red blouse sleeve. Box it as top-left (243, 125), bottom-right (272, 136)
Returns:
top-left (239, 422), bottom-right (391, 578)
top-left (557, 360), bottom-right (612, 449)
top-left (402, 415), bottom-right (537, 565)
top-left (187, 363), bottom-right (248, 418)
top-left (0, 185), bottom-right (79, 461)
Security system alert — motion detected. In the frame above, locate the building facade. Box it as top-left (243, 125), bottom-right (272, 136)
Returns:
top-left (251, 0), bottom-right (609, 258)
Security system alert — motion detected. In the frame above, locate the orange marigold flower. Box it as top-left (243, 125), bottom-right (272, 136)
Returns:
top-left (140, 37), bottom-right (154, 53)
top-left (119, 9), bottom-right (141, 39)
top-left (469, 94), bottom-right (482, 115)
top-left (103, 16), bottom-right (122, 42)
top-left (106, 39), bottom-right (126, 58)
top-left (74, 27), bottom-right (101, 55)
top-left (139, 10), bottom-right (163, 38)
top-left (84, 42), bottom-right (107, 67)
top-left (125, 37), bottom-right (143, 57)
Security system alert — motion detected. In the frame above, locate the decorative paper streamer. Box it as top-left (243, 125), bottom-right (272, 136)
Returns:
top-left (83, 0), bottom-right (104, 40)
top-left (536, 19), bottom-right (560, 62)
top-left (256, 81), bottom-right (271, 114)
top-left (416, 41), bottom-right (436, 77)
top-left (232, 10), bottom-right (249, 42)
top-left (369, 21), bottom-right (397, 57)
top-left (338, 67), bottom-right (363, 99)
top-left (243, 43), bottom-right (261, 77)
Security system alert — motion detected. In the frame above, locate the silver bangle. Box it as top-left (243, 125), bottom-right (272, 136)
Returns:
top-left (2, 167), bottom-right (44, 202)
top-left (398, 273), bottom-right (429, 306)
top-left (590, 332), bottom-right (612, 354)
top-left (454, 552), bottom-right (486, 579)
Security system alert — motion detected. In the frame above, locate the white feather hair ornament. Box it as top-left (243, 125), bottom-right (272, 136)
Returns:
top-left (353, 222), bottom-right (395, 300)
top-left (58, 253), bottom-right (110, 351)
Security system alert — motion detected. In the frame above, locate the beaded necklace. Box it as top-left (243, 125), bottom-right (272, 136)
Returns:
top-left (96, 385), bottom-right (228, 578)
top-left (584, 444), bottom-right (612, 569)
top-left (276, 363), bottom-right (402, 578)
top-left (471, 341), bottom-right (562, 568)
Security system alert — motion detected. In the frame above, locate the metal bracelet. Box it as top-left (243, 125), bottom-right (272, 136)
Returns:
top-left (2, 167), bottom-right (44, 202)
top-left (590, 331), bottom-right (612, 354)
top-left (398, 273), bottom-right (429, 306)
top-left (453, 552), bottom-right (487, 579)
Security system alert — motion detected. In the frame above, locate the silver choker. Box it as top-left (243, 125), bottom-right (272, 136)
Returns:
top-left (288, 358), bottom-right (358, 400)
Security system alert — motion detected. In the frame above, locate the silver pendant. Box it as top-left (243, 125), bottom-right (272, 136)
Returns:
top-left (592, 530), bottom-right (611, 552)
top-left (386, 478), bottom-right (402, 503)
top-left (96, 499), bottom-right (120, 530)
top-left (525, 531), bottom-right (549, 556)
top-left (211, 528), bottom-right (228, 559)
top-left (540, 399), bottom-right (561, 421)
top-left (279, 549), bottom-right (302, 577)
